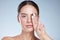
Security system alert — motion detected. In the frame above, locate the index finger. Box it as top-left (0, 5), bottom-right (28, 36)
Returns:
top-left (32, 14), bottom-right (38, 30)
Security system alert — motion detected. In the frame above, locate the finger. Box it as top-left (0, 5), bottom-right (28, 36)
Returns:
top-left (36, 23), bottom-right (41, 32)
top-left (32, 14), bottom-right (38, 30)
top-left (39, 23), bottom-right (45, 33)
top-left (36, 23), bottom-right (45, 33)
top-left (36, 23), bottom-right (42, 38)
top-left (41, 24), bottom-right (44, 31)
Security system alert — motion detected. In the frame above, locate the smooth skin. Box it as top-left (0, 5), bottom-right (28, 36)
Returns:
top-left (2, 5), bottom-right (53, 40)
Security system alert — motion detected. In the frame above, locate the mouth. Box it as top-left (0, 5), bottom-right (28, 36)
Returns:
top-left (26, 25), bottom-right (33, 28)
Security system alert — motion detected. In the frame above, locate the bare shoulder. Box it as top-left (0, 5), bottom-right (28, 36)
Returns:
top-left (2, 36), bottom-right (14, 40)
top-left (2, 35), bottom-right (21, 40)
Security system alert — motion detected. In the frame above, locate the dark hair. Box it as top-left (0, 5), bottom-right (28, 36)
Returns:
top-left (18, 0), bottom-right (39, 15)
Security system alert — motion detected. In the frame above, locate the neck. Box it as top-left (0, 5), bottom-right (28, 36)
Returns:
top-left (20, 30), bottom-right (35, 40)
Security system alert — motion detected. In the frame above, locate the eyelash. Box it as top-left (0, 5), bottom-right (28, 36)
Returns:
top-left (21, 15), bottom-right (26, 17)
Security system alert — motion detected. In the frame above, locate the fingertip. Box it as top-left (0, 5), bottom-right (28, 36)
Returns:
top-left (40, 22), bottom-right (44, 26)
top-left (39, 22), bottom-right (44, 27)
top-left (32, 14), bottom-right (35, 19)
top-left (32, 15), bottom-right (33, 19)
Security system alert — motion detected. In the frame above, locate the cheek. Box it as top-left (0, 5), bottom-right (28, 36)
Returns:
top-left (20, 17), bottom-right (27, 25)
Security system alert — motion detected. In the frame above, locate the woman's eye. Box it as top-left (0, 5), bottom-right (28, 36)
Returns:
top-left (21, 15), bottom-right (26, 17)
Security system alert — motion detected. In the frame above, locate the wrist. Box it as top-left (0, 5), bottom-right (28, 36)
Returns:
top-left (42, 33), bottom-right (53, 40)
top-left (38, 32), bottom-right (53, 40)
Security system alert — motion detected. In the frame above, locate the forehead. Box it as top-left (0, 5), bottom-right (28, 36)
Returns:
top-left (20, 5), bottom-right (37, 15)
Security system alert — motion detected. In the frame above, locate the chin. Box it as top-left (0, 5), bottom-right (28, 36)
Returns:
top-left (25, 27), bottom-right (34, 32)
top-left (22, 25), bottom-right (34, 32)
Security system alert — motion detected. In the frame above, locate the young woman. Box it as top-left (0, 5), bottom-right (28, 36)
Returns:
top-left (2, 0), bottom-right (53, 40)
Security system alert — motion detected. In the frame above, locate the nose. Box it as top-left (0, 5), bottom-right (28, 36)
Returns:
top-left (27, 16), bottom-right (32, 23)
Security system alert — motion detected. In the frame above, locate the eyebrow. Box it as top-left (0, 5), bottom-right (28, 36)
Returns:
top-left (20, 13), bottom-right (27, 15)
top-left (20, 13), bottom-right (37, 16)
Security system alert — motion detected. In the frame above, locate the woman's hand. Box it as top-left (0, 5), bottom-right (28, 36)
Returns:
top-left (32, 14), bottom-right (53, 40)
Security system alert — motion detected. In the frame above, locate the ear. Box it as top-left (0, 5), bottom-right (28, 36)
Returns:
top-left (17, 15), bottom-right (21, 22)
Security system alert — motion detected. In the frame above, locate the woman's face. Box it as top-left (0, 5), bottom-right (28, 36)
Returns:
top-left (18, 5), bottom-right (39, 32)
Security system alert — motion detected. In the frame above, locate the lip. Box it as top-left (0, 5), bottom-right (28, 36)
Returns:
top-left (26, 25), bottom-right (33, 28)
